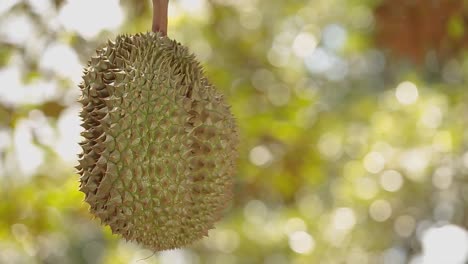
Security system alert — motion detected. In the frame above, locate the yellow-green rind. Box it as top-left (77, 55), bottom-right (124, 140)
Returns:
top-left (76, 32), bottom-right (238, 251)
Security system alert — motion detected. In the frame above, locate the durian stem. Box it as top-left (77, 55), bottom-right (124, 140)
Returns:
top-left (152, 0), bottom-right (169, 36)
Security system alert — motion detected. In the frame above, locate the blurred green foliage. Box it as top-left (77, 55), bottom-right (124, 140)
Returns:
top-left (0, 0), bottom-right (468, 263)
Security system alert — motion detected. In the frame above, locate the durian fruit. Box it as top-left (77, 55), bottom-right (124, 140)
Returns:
top-left (76, 32), bottom-right (238, 251)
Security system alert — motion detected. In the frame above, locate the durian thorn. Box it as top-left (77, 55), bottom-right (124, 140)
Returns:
top-left (152, 0), bottom-right (168, 36)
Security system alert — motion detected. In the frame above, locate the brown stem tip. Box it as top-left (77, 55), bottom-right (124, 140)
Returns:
top-left (152, 0), bottom-right (169, 36)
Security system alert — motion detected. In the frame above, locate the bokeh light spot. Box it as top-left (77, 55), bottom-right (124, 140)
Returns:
top-left (369, 200), bottom-right (392, 222)
top-left (363, 151), bottom-right (385, 173)
top-left (354, 177), bottom-right (378, 200)
top-left (420, 105), bottom-right (443, 129)
top-left (395, 81), bottom-right (418, 105)
top-left (322, 24), bottom-right (347, 51)
top-left (305, 48), bottom-right (334, 73)
top-left (421, 225), bottom-right (468, 264)
top-left (332, 207), bottom-right (356, 231)
top-left (318, 133), bottom-right (342, 160)
top-left (432, 167), bottom-right (453, 190)
top-left (399, 149), bottom-right (430, 181)
top-left (288, 231), bottom-right (315, 254)
top-left (292, 32), bottom-right (317, 58)
top-left (394, 215), bottom-right (416, 237)
top-left (379, 170), bottom-right (403, 192)
top-left (249, 145), bottom-right (273, 167)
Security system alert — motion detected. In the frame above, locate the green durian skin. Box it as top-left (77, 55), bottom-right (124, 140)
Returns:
top-left (77, 32), bottom-right (238, 251)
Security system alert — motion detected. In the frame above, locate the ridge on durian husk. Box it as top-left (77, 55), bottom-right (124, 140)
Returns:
top-left (76, 32), bottom-right (238, 251)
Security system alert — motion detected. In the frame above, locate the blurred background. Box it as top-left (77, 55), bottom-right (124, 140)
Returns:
top-left (0, 0), bottom-right (468, 263)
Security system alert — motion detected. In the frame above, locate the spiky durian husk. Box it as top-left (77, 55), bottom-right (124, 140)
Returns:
top-left (76, 32), bottom-right (238, 251)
